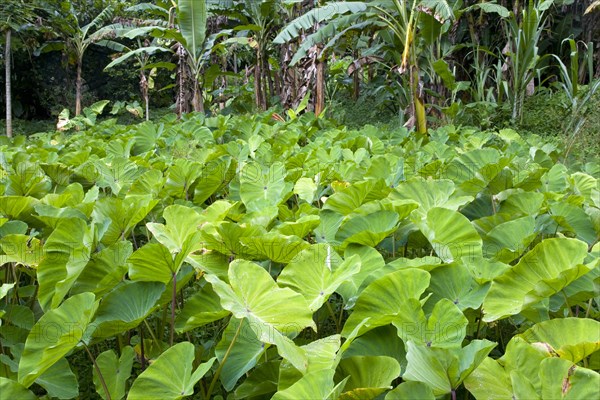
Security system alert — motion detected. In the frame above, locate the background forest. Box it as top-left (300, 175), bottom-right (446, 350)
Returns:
top-left (1, 1), bottom-right (599, 145)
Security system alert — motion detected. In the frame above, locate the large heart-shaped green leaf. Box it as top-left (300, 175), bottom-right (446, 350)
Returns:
top-left (403, 339), bottom-right (496, 396)
top-left (390, 178), bottom-right (472, 219)
top-left (18, 292), bottom-right (97, 388)
top-left (342, 269), bottom-right (430, 337)
top-left (240, 162), bottom-right (290, 212)
top-left (336, 210), bottom-right (400, 248)
top-left (483, 238), bottom-right (590, 321)
top-left (89, 281), bottom-right (165, 339)
top-left (426, 263), bottom-right (490, 311)
top-left (92, 195), bottom-right (158, 246)
top-left (517, 318), bottom-right (600, 363)
top-left (175, 283), bottom-right (229, 333)
top-left (323, 179), bottom-right (391, 215)
top-left (37, 218), bottom-right (94, 311)
top-left (128, 342), bottom-right (215, 400)
top-left (128, 243), bottom-right (175, 284)
top-left (416, 207), bottom-right (483, 263)
top-left (336, 355), bottom-right (401, 397)
top-left (482, 215), bottom-right (536, 262)
top-left (241, 232), bottom-right (310, 263)
top-left (393, 298), bottom-right (468, 348)
top-left (205, 260), bottom-right (315, 372)
top-left (278, 244), bottom-right (361, 311)
top-left (72, 241), bottom-right (132, 297)
top-left (278, 335), bottom-right (341, 391)
top-left (540, 357), bottom-right (600, 399)
top-left (0, 378), bottom-right (36, 400)
top-left (93, 346), bottom-right (134, 400)
top-left (215, 317), bottom-right (266, 391)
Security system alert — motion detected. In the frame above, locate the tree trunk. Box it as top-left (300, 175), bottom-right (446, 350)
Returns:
top-left (353, 50), bottom-right (360, 101)
top-left (75, 57), bottom-right (83, 116)
top-left (315, 49), bottom-right (325, 116)
top-left (192, 79), bottom-right (204, 113)
top-left (5, 29), bottom-right (12, 138)
top-left (411, 65), bottom-right (427, 135)
top-left (254, 50), bottom-right (266, 111)
top-left (140, 71), bottom-right (150, 121)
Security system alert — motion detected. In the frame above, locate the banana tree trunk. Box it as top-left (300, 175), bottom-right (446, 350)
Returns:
top-left (411, 66), bottom-right (427, 135)
top-left (254, 49), bottom-right (267, 111)
top-left (192, 79), bottom-right (204, 113)
top-left (140, 71), bottom-right (150, 121)
top-left (5, 29), bottom-right (12, 138)
top-left (75, 57), bottom-right (82, 116)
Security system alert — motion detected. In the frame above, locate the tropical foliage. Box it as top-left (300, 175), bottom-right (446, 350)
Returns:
top-left (0, 0), bottom-right (599, 398)
top-left (0, 110), bottom-right (598, 398)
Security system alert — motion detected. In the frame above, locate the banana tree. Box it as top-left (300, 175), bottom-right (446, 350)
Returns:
top-left (274, 2), bottom-right (369, 114)
top-left (98, 20), bottom-right (175, 121)
top-left (176, 0), bottom-right (209, 113)
top-left (0, 0), bottom-right (37, 137)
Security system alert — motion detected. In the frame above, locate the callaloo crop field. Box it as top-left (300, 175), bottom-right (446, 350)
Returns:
top-left (2, 0), bottom-right (600, 399)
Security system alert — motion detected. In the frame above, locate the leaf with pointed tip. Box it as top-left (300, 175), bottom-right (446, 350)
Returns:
top-left (336, 210), bottom-right (400, 248)
top-left (37, 218), bottom-right (94, 311)
top-left (540, 357), bottom-right (600, 400)
top-left (241, 232), bottom-right (310, 263)
top-left (427, 263), bottom-right (490, 311)
top-left (337, 245), bottom-right (386, 305)
top-left (34, 358), bottom-right (78, 399)
top-left (128, 243), bottom-right (175, 284)
top-left (279, 335), bottom-right (341, 390)
top-left (483, 238), bottom-right (590, 321)
top-left (215, 318), bottom-right (266, 391)
top-left (482, 215), bottom-right (536, 262)
top-left (93, 346), bottom-right (134, 400)
top-left (175, 284), bottom-right (229, 333)
top-left (336, 356), bottom-right (401, 398)
top-left (0, 378), bottom-right (36, 400)
top-left (393, 298), bottom-right (468, 348)
top-left (403, 339), bottom-right (496, 396)
top-left (89, 281), bottom-right (165, 339)
top-left (240, 162), bottom-right (290, 212)
top-left (416, 207), bottom-right (483, 263)
top-left (205, 260), bottom-right (315, 372)
top-left (342, 269), bottom-right (430, 337)
top-left (128, 342), bottom-right (215, 400)
top-left (278, 244), bottom-right (361, 311)
top-left (18, 293), bottom-right (96, 388)
top-left (147, 205), bottom-right (203, 252)
top-left (72, 241), bottom-right (132, 297)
